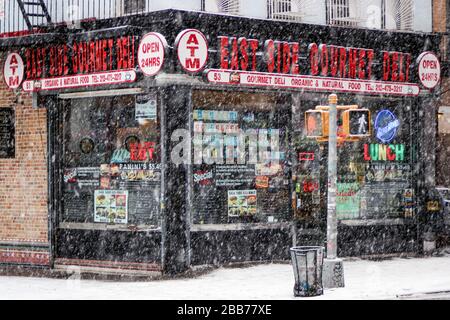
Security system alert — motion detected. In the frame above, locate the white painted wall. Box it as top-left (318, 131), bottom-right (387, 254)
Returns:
top-left (413, 0), bottom-right (432, 32)
top-left (147, 0), bottom-right (202, 12)
top-left (239, 0), bottom-right (267, 19)
top-left (300, 0), bottom-right (327, 25)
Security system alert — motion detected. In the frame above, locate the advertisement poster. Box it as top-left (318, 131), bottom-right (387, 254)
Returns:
top-left (227, 190), bottom-right (257, 217)
top-left (215, 165), bottom-right (255, 187)
top-left (336, 183), bottom-right (361, 220)
top-left (0, 108), bottom-right (15, 158)
top-left (135, 94), bottom-right (157, 121)
top-left (94, 190), bottom-right (128, 224)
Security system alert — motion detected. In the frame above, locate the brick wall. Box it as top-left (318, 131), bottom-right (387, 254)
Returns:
top-left (0, 52), bottom-right (49, 266)
top-left (433, 0), bottom-right (447, 33)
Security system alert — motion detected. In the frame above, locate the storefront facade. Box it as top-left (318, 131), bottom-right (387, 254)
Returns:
top-left (0, 10), bottom-right (442, 274)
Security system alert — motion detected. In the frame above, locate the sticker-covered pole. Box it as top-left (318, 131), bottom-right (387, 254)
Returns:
top-left (323, 93), bottom-right (345, 289)
top-left (327, 93), bottom-right (338, 259)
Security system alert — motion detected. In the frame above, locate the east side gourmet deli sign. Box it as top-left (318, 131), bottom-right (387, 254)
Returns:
top-left (4, 35), bottom-right (138, 92)
top-left (2, 29), bottom-right (441, 96)
top-left (207, 34), bottom-right (440, 96)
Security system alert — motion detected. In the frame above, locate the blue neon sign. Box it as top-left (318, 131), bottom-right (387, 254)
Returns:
top-left (374, 110), bottom-right (400, 144)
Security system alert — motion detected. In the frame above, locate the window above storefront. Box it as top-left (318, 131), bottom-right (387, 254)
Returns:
top-left (0, 0), bottom-right (432, 37)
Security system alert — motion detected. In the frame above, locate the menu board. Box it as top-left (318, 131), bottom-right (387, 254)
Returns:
top-left (227, 190), bottom-right (257, 217)
top-left (0, 108), bottom-right (15, 158)
top-left (94, 190), bottom-right (128, 224)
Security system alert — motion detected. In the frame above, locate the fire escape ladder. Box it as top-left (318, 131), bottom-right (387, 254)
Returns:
top-left (16, 0), bottom-right (52, 31)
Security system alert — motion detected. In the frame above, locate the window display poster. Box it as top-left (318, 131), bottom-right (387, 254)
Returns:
top-left (228, 190), bottom-right (257, 217)
top-left (336, 183), bottom-right (360, 220)
top-left (135, 94), bottom-right (157, 121)
top-left (94, 190), bottom-right (128, 224)
top-left (0, 108), bottom-right (15, 158)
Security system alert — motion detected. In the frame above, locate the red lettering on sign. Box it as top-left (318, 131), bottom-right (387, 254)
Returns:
top-left (339, 47), bottom-right (347, 78)
top-left (229, 37), bottom-right (239, 70)
top-left (383, 51), bottom-right (390, 81)
top-left (329, 45), bottom-right (339, 77)
top-left (249, 39), bottom-right (259, 71)
top-left (367, 49), bottom-right (374, 79)
top-left (265, 39), bottom-right (275, 73)
top-left (309, 43), bottom-right (319, 76)
top-left (239, 37), bottom-right (249, 71)
top-left (219, 36), bottom-right (229, 69)
top-left (319, 44), bottom-right (328, 76)
top-left (348, 48), bottom-right (357, 79)
top-left (290, 42), bottom-right (299, 74)
top-left (358, 49), bottom-right (366, 79)
top-left (282, 42), bottom-right (291, 74)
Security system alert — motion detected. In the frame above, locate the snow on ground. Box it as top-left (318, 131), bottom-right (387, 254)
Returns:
top-left (1, 253), bottom-right (450, 300)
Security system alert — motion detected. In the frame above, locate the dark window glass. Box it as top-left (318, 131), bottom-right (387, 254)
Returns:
top-left (62, 95), bottom-right (161, 227)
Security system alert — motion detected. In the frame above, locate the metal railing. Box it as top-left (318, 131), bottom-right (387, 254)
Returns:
top-left (0, 0), bottom-right (162, 35)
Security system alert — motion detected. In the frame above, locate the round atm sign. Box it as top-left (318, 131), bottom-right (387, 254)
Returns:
top-left (3, 52), bottom-right (24, 89)
top-left (417, 52), bottom-right (441, 90)
top-left (138, 32), bottom-right (168, 76)
top-left (175, 29), bottom-right (208, 73)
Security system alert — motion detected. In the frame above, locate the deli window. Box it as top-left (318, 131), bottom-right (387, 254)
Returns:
top-left (295, 95), bottom-right (415, 221)
top-left (191, 90), bottom-right (292, 225)
top-left (61, 94), bottom-right (161, 228)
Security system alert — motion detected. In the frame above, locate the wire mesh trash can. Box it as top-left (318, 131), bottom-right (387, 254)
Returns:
top-left (290, 246), bottom-right (324, 297)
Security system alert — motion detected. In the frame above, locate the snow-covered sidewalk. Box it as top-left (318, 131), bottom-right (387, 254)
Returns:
top-left (1, 252), bottom-right (450, 300)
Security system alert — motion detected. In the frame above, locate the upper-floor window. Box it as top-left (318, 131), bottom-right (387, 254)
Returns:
top-left (387, 0), bottom-right (414, 31)
top-left (327, 0), bottom-right (359, 27)
top-left (268, 0), bottom-right (317, 22)
top-left (124, 0), bottom-right (146, 14)
top-left (218, 0), bottom-right (240, 14)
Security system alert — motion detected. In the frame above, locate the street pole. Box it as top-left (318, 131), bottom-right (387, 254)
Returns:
top-left (327, 93), bottom-right (338, 260)
top-left (323, 93), bottom-right (345, 288)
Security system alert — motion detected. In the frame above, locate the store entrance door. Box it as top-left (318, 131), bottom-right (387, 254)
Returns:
top-left (49, 94), bottom-right (163, 270)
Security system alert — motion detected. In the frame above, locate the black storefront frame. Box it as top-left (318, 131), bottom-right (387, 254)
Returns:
top-left (44, 80), bottom-right (435, 271)
top-left (46, 89), bottom-right (164, 270)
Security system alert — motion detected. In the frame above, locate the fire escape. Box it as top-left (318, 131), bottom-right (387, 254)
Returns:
top-left (16, 0), bottom-right (52, 31)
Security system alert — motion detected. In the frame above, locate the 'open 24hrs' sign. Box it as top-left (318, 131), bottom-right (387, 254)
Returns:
top-left (417, 52), bottom-right (441, 90)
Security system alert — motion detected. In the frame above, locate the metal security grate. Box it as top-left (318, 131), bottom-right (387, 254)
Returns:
top-left (327, 0), bottom-right (361, 27)
top-left (392, 0), bottom-right (414, 30)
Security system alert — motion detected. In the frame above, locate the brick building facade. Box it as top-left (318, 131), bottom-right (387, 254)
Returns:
top-left (0, 53), bottom-right (50, 266)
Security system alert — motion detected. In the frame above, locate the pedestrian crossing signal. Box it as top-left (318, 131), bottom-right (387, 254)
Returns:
top-left (305, 110), bottom-right (329, 138)
top-left (342, 109), bottom-right (371, 137)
